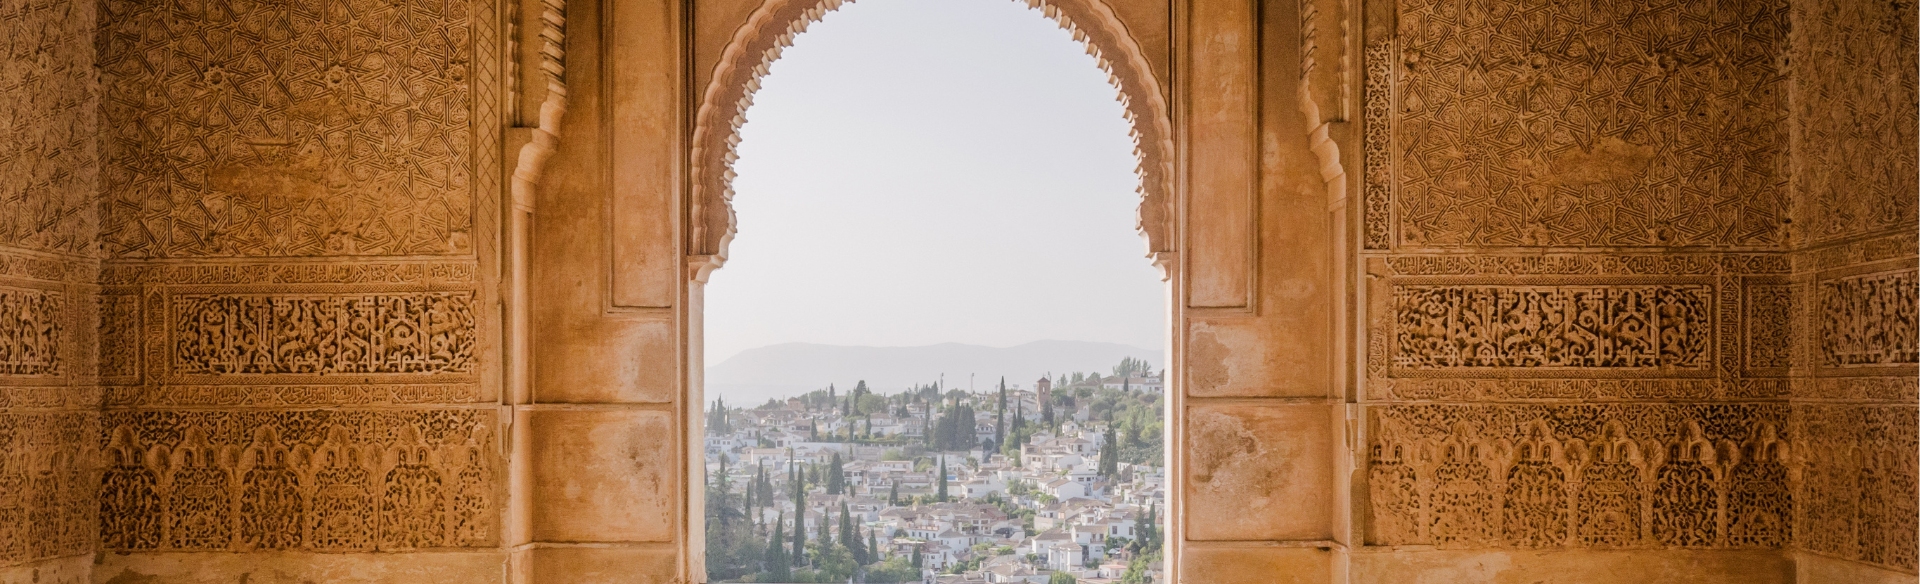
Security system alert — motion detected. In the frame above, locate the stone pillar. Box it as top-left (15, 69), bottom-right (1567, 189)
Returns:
top-left (517, 0), bottom-right (688, 579)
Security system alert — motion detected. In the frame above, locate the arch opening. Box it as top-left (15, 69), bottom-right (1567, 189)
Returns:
top-left (692, 1), bottom-right (1175, 582)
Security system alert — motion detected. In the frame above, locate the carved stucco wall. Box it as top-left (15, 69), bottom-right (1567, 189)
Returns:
top-left (1360, 0), bottom-right (1916, 579)
top-left (86, 0), bottom-right (506, 576)
top-left (1786, 0), bottom-right (1918, 575)
top-left (0, 0), bottom-right (102, 578)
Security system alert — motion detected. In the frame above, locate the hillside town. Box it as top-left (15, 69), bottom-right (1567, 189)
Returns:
top-left (703, 359), bottom-right (1166, 583)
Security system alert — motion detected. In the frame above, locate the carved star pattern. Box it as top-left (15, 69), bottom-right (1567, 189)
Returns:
top-left (99, 0), bottom-right (474, 258)
top-left (1394, 0), bottom-right (1789, 249)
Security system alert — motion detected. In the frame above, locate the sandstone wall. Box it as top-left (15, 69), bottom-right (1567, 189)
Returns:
top-left (1355, 0), bottom-right (1915, 581)
top-left (1786, 0), bottom-right (1918, 578)
top-left (86, 0), bottom-right (509, 578)
top-left (0, 0), bottom-right (101, 579)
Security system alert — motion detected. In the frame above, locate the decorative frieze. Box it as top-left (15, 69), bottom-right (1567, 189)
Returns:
top-left (1819, 270), bottom-right (1918, 368)
top-left (97, 409), bottom-right (497, 552)
top-left (1391, 284), bottom-right (1712, 374)
top-left (170, 292), bottom-right (477, 377)
top-left (1368, 404), bottom-right (1792, 550)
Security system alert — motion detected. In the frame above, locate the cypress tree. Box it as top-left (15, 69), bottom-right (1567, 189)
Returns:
top-left (911, 545), bottom-right (922, 570)
top-left (888, 481), bottom-right (900, 506)
top-left (936, 457), bottom-right (949, 502)
top-left (1099, 425), bottom-right (1119, 477)
top-left (995, 377), bottom-right (1006, 447)
top-left (790, 455), bottom-right (806, 565)
top-left (841, 503), bottom-right (866, 564)
top-left (827, 452), bottom-right (845, 495)
top-left (766, 513), bottom-right (790, 580)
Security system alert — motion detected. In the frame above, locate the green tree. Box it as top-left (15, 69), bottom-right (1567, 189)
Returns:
top-left (765, 513), bottom-right (790, 581)
top-left (995, 377), bottom-right (1007, 447)
top-left (866, 528), bottom-right (879, 565)
top-left (1049, 572), bottom-right (1078, 584)
top-left (866, 556), bottom-right (918, 583)
top-left (910, 545), bottom-right (922, 571)
top-left (1098, 425), bottom-right (1119, 477)
top-left (790, 460), bottom-right (806, 566)
top-left (826, 452), bottom-right (845, 495)
top-left (935, 457), bottom-right (949, 502)
top-left (888, 481), bottom-right (900, 506)
top-left (840, 503), bottom-right (867, 565)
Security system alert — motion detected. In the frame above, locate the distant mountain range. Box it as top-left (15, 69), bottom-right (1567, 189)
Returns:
top-left (705, 340), bottom-right (1165, 405)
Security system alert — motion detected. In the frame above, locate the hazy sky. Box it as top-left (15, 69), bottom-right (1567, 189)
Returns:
top-left (704, 0), bottom-right (1166, 364)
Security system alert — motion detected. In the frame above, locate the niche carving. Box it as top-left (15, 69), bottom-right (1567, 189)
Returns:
top-left (97, 409), bottom-right (497, 552)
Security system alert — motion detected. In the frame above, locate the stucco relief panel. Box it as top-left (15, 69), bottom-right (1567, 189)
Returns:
top-left (1791, 404), bottom-right (1918, 571)
top-left (1790, 0), bottom-right (1918, 246)
top-left (1367, 254), bottom-right (1793, 401)
top-left (0, 0), bottom-right (98, 255)
top-left (0, 412), bottom-right (99, 566)
top-left (1367, 404), bottom-right (1792, 550)
top-left (0, 286), bottom-right (64, 378)
top-left (98, 260), bottom-right (490, 407)
top-left (1816, 269), bottom-right (1917, 370)
top-left (97, 408), bottom-right (498, 552)
top-left (1366, 0), bottom-right (1789, 250)
top-left (96, 0), bottom-right (498, 258)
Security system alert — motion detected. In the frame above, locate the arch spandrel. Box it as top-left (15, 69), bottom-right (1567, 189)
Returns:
top-left (688, 0), bottom-right (1176, 266)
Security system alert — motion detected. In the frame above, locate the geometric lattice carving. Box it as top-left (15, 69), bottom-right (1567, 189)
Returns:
top-left (97, 409), bottom-right (497, 551)
top-left (96, 0), bottom-right (477, 258)
top-left (1393, 284), bottom-right (1712, 372)
top-left (1819, 270), bottom-right (1918, 368)
top-left (172, 292), bottom-right (476, 376)
top-left (1792, 0), bottom-right (1919, 246)
top-left (1378, 0), bottom-right (1788, 249)
top-left (0, 287), bottom-right (64, 376)
top-left (0, 0), bottom-right (98, 255)
top-left (1368, 404), bottom-right (1791, 550)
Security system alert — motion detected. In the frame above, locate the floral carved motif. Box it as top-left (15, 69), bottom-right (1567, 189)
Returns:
top-left (1378, 0), bottom-right (1789, 248)
top-left (1392, 284), bottom-right (1712, 373)
top-left (0, 412), bottom-right (99, 566)
top-left (0, 287), bottom-right (64, 377)
top-left (97, 409), bottom-right (497, 552)
top-left (1818, 269), bottom-right (1918, 368)
top-left (1792, 405), bottom-right (1918, 571)
top-left (171, 292), bottom-right (476, 376)
top-left (1743, 283), bottom-right (1795, 371)
top-left (96, 0), bottom-right (484, 257)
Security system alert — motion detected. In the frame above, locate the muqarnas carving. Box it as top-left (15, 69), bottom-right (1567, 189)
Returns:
top-left (1376, 0), bottom-right (1788, 248)
top-left (0, 287), bottom-right (64, 377)
top-left (98, 409), bottom-right (497, 552)
top-left (96, 0), bottom-right (477, 257)
top-left (0, 0), bottom-right (98, 255)
top-left (1392, 284), bottom-right (1712, 372)
top-left (172, 292), bottom-right (476, 376)
top-left (1793, 405), bottom-right (1918, 571)
top-left (1819, 270), bottom-right (1918, 368)
top-left (0, 412), bottom-right (99, 565)
top-left (1367, 404), bottom-right (1792, 549)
